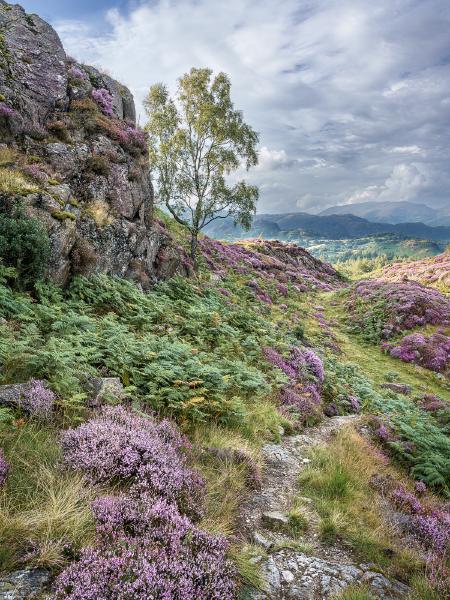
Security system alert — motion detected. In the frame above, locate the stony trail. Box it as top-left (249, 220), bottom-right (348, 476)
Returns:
top-left (241, 415), bottom-right (410, 600)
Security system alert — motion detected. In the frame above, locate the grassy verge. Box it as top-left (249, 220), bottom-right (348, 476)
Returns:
top-left (0, 423), bottom-right (95, 572)
top-left (299, 426), bottom-right (423, 583)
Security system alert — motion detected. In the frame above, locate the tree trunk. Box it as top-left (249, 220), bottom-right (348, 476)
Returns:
top-left (190, 231), bottom-right (199, 272)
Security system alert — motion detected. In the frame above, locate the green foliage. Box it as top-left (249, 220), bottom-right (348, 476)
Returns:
top-left (145, 67), bottom-right (259, 265)
top-left (0, 274), bottom-right (290, 427)
top-left (51, 210), bottom-right (77, 221)
top-left (324, 357), bottom-right (450, 494)
top-left (0, 209), bottom-right (50, 290)
top-left (333, 586), bottom-right (377, 600)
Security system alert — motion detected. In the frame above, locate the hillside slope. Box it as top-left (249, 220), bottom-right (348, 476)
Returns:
top-left (0, 3), bottom-right (449, 600)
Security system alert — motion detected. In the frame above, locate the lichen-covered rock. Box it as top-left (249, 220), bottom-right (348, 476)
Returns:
top-left (0, 569), bottom-right (50, 599)
top-left (83, 376), bottom-right (124, 408)
top-left (0, 1), bottom-right (189, 287)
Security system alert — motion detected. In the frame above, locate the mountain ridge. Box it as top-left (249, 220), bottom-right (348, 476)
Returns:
top-left (205, 211), bottom-right (450, 242)
top-left (318, 200), bottom-right (450, 226)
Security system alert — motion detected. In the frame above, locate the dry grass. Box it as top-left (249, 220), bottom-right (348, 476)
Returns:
top-left (0, 167), bottom-right (38, 194)
top-left (299, 426), bottom-right (424, 583)
top-left (0, 424), bottom-right (96, 571)
top-left (0, 147), bottom-right (18, 167)
top-left (190, 423), bottom-right (261, 537)
top-left (85, 200), bottom-right (114, 228)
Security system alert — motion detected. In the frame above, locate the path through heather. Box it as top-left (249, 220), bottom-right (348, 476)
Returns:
top-left (241, 415), bottom-right (410, 599)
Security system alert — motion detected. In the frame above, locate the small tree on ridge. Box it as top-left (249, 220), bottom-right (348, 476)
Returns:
top-left (144, 67), bottom-right (259, 269)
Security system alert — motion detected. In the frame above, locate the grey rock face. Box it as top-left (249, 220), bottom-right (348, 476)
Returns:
top-left (0, 1), bottom-right (189, 287)
top-left (0, 569), bottom-right (50, 599)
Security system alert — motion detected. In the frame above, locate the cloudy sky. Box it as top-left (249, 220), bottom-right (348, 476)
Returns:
top-left (21, 0), bottom-right (450, 213)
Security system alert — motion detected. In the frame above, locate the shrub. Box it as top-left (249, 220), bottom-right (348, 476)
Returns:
top-left (68, 66), bottom-right (86, 80)
top-left (22, 379), bottom-right (55, 420)
top-left (347, 279), bottom-right (450, 342)
top-left (61, 406), bottom-right (204, 517)
top-left (21, 163), bottom-right (48, 184)
top-left (71, 237), bottom-right (97, 275)
top-left (85, 153), bottom-right (109, 176)
top-left (46, 120), bottom-right (70, 142)
top-left (0, 450), bottom-right (9, 486)
top-left (0, 209), bottom-right (50, 289)
top-left (382, 332), bottom-right (450, 373)
top-left (53, 499), bottom-right (236, 599)
top-left (70, 98), bottom-right (99, 113)
top-left (91, 88), bottom-right (114, 117)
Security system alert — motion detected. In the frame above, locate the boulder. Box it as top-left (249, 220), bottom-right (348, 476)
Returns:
top-left (0, 382), bottom-right (31, 409)
top-left (381, 383), bottom-right (412, 396)
top-left (0, 569), bottom-right (50, 599)
top-left (83, 376), bottom-right (124, 408)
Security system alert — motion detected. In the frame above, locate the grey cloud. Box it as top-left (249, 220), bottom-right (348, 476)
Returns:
top-left (53, 0), bottom-right (450, 213)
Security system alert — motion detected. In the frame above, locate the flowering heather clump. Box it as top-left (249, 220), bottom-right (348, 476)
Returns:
top-left (349, 279), bottom-right (450, 341)
top-left (264, 346), bottom-right (324, 422)
top-left (92, 88), bottom-right (114, 116)
top-left (276, 283), bottom-right (288, 296)
top-left (414, 481), bottom-right (427, 495)
top-left (348, 395), bottom-right (361, 413)
top-left (376, 423), bottom-right (392, 441)
top-left (54, 501), bottom-right (236, 600)
top-left (122, 125), bottom-right (147, 152)
top-left (377, 252), bottom-right (450, 293)
top-left (391, 486), bottom-right (450, 555)
top-left (383, 332), bottom-right (450, 374)
top-left (22, 164), bottom-right (48, 184)
top-left (263, 347), bottom-right (297, 379)
top-left (0, 449), bottom-right (9, 486)
top-left (302, 348), bottom-right (325, 382)
top-left (22, 379), bottom-right (55, 419)
top-left (61, 406), bottom-right (204, 516)
top-left (68, 65), bottom-right (86, 80)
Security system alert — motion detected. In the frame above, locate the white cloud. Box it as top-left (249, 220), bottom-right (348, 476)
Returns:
top-left (346, 164), bottom-right (428, 205)
top-left (52, 0), bottom-right (450, 212)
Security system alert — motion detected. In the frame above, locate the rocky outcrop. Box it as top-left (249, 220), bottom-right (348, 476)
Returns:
top-left (0, 1), bottom-right (189, 287)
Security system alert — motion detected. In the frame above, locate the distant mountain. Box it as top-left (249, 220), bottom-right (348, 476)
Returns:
top-left (204, 212), bottom-right (450, 242)
top-left (318, 201), bottom-right (450, 226)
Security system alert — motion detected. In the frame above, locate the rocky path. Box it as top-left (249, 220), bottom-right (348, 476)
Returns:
top-left (241, 416), bottom-right (410, 600)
